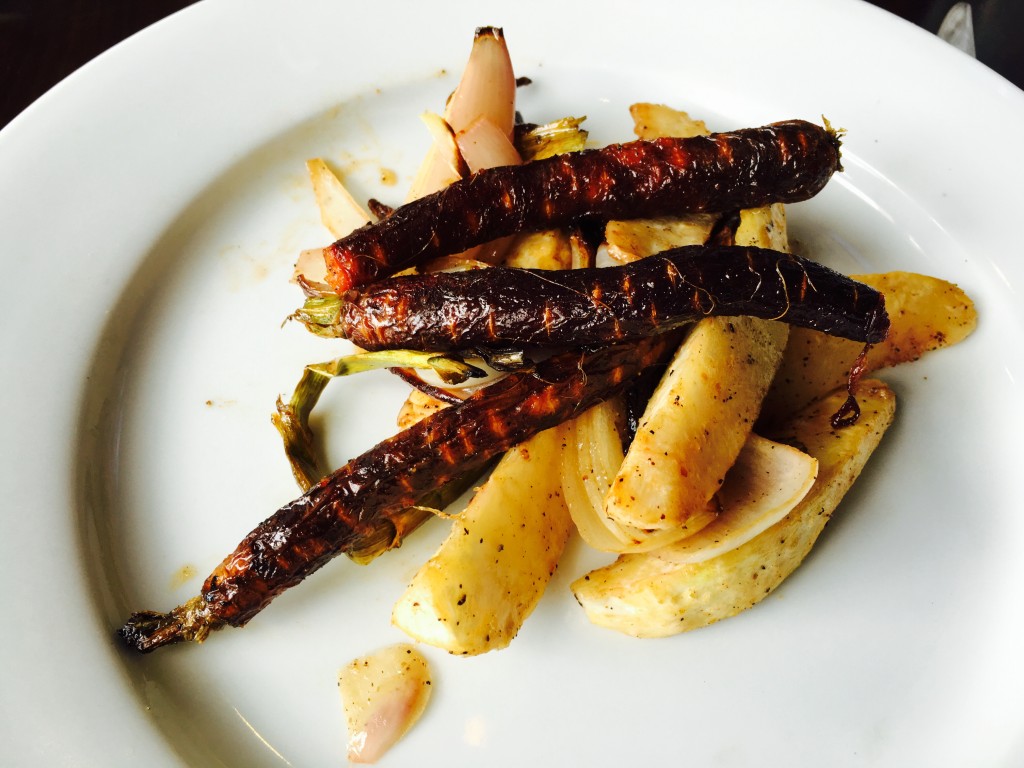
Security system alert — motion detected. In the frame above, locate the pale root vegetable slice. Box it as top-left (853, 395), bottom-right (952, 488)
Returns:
top-left (604, 214), bottom-right (719, 264)
top-left (561, 399), bottom-right (707, 553)
top-left (306, 158), bottom-right (374, 239)
top-left (604, 103), bottom-right (715, 264)
top-left (339, 643), bottom-right (432, 764)
top-left (600, 203), bottom-right (790, 537)
top-left (650, 434), bottom-right (817, 564)
top-left (500, 229), bottom-right (574, 271)
top-left (392, 425), bottom-right (573, 655)
top-left (573, 381), bottom-right (896, 638)
top-left (735, 201), bottom-right (788, 251)
top-left (761, 271), bottom-right (977, 425)
top-left (602, 315), bottom-right (789, 533)
top-left (396, 388), bottom-right (449, 429)
top-left (629, 102), bottom-right (710, 140)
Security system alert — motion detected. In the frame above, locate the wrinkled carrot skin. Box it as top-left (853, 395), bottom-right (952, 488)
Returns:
top-left (340, 244), bottom-right (889, 352)
top-left (324, 120), bottom-right (842, 293)
top-left (119, 334), bottom-right (676, 652)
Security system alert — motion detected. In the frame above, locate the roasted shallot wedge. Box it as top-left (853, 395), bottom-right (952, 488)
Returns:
top-left (443, 26), bottom-right (516, 138)
top-left (648, 434), bottom-right (818, 564)
top-left (561, 398), bottom-right (705, 553)
top-left (339, 643), bottom-right (432, 764)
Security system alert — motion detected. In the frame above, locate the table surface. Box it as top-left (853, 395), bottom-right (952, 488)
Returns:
top-left (1, 0), bottom-right (1022, 131)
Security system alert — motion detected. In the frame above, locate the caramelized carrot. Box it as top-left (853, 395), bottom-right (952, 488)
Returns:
top-left (119, 333), bottom-right (677, 652)
top-left (335, 245), bottom-right (888, 353)
top-left (324, 120), bottom-right (842, 293)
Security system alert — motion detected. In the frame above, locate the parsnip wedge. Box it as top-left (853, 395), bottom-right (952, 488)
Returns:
top-left (604, 103), bottom-right (716, 264)
top-left (629, 102), bottom-right (709, 140)
top-left (601, 198), bottom-right (789, 539)
top-left (392, 425), bottom-right (573, 655)
top-left (339, 643), bottom-right (432, 764)
top-left (561, 399), bottom-right (692, 553)
top-left (602, 315), bottom-right (788, 533)
top-left (572, 381), bottom-right (896, 638)
top-left (604, 214), bottom-right (719, 263)
top-left (761, 271), bottom-right (976, 425)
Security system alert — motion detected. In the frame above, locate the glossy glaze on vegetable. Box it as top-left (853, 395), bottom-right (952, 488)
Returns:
top-left (337, 244), bottom-right (888, 353)
top-left (118, 333), bottom-right (677, 652)
top-left (323, 120), bottom-right (842, 292)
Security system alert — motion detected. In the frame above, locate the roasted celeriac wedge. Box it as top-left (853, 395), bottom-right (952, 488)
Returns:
top-left (392, 425), bottom-right (573, 655)
top-left (600, 182), bottom-right (790, 539)
top-left (572, 381), bottom-right (896, 638)
top-left (602, 314), bottom-right (788, 535)
top-left (628, 102), bottom-right (710, 140)
top-left (563, 406), bottom-right (818, 556)
top-left (760, 271), bottom-right (977, 425)
top-left (561, 398), bottom-right (697, 553)
top-left (605, 103), bottom-right (717, 264)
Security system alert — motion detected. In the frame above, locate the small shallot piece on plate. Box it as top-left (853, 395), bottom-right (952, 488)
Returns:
top-left (338, 643), bottom-right (433, 764)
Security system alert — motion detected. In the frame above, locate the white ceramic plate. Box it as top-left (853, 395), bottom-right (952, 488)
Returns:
top-left (3, 0), bottom-right (1024, 765)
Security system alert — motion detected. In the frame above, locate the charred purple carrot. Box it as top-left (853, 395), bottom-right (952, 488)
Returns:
top-left (119, 333), bottom-right (677, 652)
top-left (299, 245), bottom-right (889, 353)
top-left (323, 120), bottom-right (842, 293)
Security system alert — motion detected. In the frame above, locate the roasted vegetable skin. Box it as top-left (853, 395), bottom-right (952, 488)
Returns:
top-left (324, 120), bottom-right (842, 292)
top-left (335, 244), bottom-right (888, 352)
top-left (118, 334), bottom-right (677, 652)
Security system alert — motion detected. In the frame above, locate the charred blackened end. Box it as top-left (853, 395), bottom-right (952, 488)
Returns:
top-left (474, 25), bottom-right (504, 40)
top-left (864, 297), bottom-right (891, 345)
top-left (821, 116), bottom-right (845, 173)
top-left (118, 596), bottom-right (219, 653)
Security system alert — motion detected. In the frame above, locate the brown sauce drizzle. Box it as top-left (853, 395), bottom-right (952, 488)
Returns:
top-left (830, 342), bottom-right (871, 428)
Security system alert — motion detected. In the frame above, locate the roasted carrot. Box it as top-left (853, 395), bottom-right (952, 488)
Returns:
top-left (119, 333), bottom-right (677, 652)
top-left (314, 245), bottom-right (889, 353)
top-left (323, 120), bottom-right (842, 292)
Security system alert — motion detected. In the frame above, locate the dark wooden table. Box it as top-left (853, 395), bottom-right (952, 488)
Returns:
top-left (1, 0), bottom-right (1021, 130)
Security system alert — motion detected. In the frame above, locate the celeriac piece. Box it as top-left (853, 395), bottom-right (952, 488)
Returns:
top-left (392, 425), bottom-right (573, 655)
top-left (761, 271), bottom-right (976, 425)
top-left (396, 388), bottom-right (450, 430)
top-left (561, 399), bottom-right (693, 553)
top-left (339, 643), bottom-right (432, 764)
top-left (628, 102), bottom-right (709, 140)
top-left (602, 314), bottom-right (788, 534)
top-left (605, 103), bottom-right (716, 264)
top-left (600, 193), bottom-right (789, 539)
top-left (573, 381), bottom-right (896, 637)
